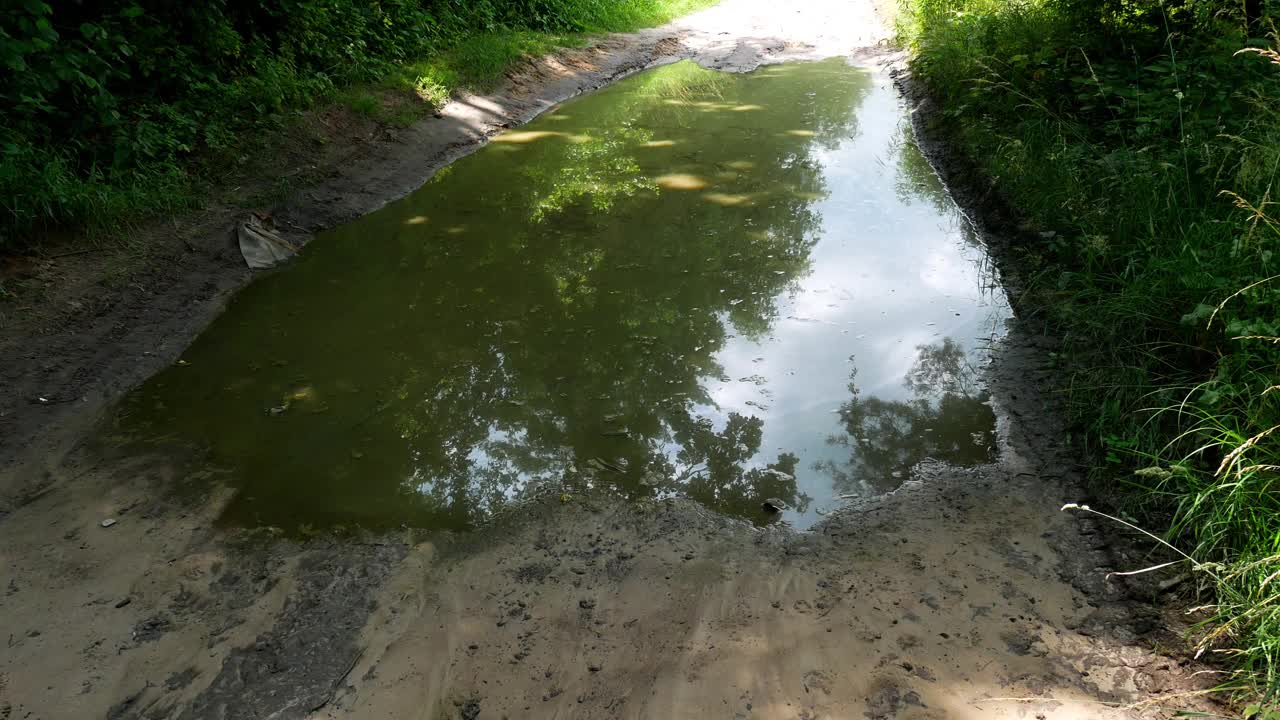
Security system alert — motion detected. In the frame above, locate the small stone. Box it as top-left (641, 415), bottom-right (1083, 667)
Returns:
top-left (100, 518), bottom-right (117, 528)
top-left (115, 597), bottom-right (132, 608)
top-left (587, 663), bottom-right (602, 672)
top-left (579, 599), bottom-right (596, 610)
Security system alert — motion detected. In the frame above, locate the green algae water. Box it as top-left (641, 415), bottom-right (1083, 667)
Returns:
top-left (112, 59), bottom-right (1010, 531)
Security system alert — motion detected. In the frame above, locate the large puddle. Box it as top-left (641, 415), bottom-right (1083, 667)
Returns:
top-left (112, 59), bottom-right (1010, 531)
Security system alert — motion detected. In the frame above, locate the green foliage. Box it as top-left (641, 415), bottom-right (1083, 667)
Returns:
top-left (0, 0), bottom-right (717, 248)
top-left (901, 0), bottom-right (1280, 700)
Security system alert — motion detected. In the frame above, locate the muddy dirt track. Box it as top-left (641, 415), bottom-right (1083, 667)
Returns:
top-left (0, 1), bottom-right (1222, 718)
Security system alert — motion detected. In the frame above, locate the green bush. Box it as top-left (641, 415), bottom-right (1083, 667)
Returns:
top-left (0, 0), bottom-right (714, 248)
top-left (901, 0), bottom-right (1280, 699)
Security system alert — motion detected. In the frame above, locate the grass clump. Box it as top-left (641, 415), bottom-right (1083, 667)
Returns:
top-left (900, 0), bottom-right (1280, 701)
top-left (0, 0), bottom-right (718, 250)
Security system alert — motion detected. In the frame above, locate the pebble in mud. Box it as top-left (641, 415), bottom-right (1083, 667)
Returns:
top-left (864, 684), bottom-right (925, 720)
top-left (455, 699), bottom-right (481, 720)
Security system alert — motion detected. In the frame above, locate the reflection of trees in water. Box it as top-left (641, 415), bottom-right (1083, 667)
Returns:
top-left (122, 60), bottom-right (871, 529)
top-left (668, 413), bottom-right (810, 522)
top-left (816, 338), bottom-right (997, 495)
top-left (522, 126), bottom-right (658, 222)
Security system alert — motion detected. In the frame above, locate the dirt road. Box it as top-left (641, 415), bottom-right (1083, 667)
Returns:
top-left (0, 1), bottom-right (1215, 718)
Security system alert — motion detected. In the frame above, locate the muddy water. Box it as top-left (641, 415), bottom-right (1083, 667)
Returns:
top-left (112, 59), bottom-right (1009, 531)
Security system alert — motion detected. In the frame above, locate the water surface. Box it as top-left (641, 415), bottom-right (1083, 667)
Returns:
top-left (114, 59), bottom-right (1009, 531)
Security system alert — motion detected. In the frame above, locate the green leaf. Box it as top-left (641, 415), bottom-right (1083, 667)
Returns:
top-left (1180, 303), bottom-right (1214, 326)
top-left (1196, 388), bottom-right (1222, 407)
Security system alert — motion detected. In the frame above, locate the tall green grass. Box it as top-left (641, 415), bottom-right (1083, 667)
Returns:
top-left (901, 0), bottom-right (1280, 701)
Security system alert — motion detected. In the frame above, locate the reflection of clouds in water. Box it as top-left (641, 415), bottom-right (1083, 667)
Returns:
top-left (713, 239), bottom-right (988, 412)
top-left (918, 246), bottom-right (984, 296)
top-left (705, 362), bottom-right (767, 412)
top-left (696, 74), bottom-right (1009, 527)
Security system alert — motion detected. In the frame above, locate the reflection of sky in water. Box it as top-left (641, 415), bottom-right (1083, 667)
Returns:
top-left (688, 76), bottom-right (1007, 527)
top-left (111, 59), bottom-right (1009, 533)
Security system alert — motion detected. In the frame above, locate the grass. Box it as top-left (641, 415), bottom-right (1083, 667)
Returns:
top-left (332, 30), bottom-right (587, 129)
top-left (899, 0), bottom-right (1280, 704)
top-left (352, 0), bottom-right (721, 118)
top-left (387, 30), bottom-right (586, 105)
